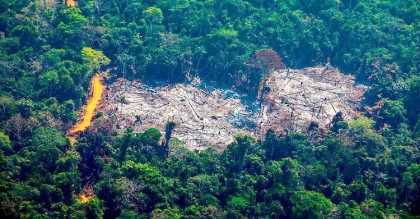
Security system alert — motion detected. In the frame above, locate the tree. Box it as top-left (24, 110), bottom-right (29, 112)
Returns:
top-left (399, 164), bottom-right (420, 215)
top-left (360, 199), bottom-right (386, 218)
top-left (227, 195), bottom-right (250, 216)
top-left (0, 131), bottom-right (12, 153)
top-left (262, 129), bottom-right (280, 160)
top-left (404, 76), bottom-right (420, 130)
top-left (4, 114), bottom-right (36, 143)
top-left (280, 158), bottom-right (301, 189)
top-left (54, 151), bottom-right (82, 203)
top-left (120, 162), bottom-right (168, 213)
top-left (164, 121), bottom-right (176, 147)
top-left (150, 208), bottom-right (180, 219)
top-left (0, 0), bottom-right (419, 217)
top-left (374, 183), bottom-right (396, 208)
top-left (56, 7), bottom-right (88, 43)
top-left (349, 116), bottom-right (374, 134)
top-left (86, 197), bottom-right (104, 219)
top-left (0, 95), bottom-right (15, 121)
top-left (81, 47), bottom-right (110, 73)
top-left (59, 100), bottom-right (77, 125)
top-left (115, 127), bottom-right (134, 162)
top-left (140, 128), bottom-right (161, 148)
top-left (143, 7), bottom-right (163, 36)
top-left (246, 49), bottom-right (285, 100)
top-left (222, 134), bottom-right (254, 173)
top-left (247, 49), bottom-right (285, 77)
top-left (39, 70), bottom-right (59, 98)
top-left (377, 99), bottom-right (407, 130)
top-left (291, 191), bottom-right (333, 219)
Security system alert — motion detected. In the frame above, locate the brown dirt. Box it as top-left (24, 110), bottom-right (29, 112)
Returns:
top-left (102, 65), bottom-right (367, 151)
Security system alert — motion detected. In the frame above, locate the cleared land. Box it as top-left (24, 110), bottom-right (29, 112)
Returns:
top-left (102, 65), bottom-right (367, 151)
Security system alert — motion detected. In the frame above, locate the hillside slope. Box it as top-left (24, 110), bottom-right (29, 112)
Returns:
top-left (104, 65), bottom-right (367, 151)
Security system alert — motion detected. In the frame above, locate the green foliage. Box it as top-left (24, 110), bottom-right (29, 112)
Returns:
top-left (400, 164), bottom-right (420, 214)
top-left (379, 99), bottom-right (407, 129)
top-left (349, 116), bottom-right (375, 133)
top-left (291, 191), bottom-right (333, 219)
top-left (222, 134), bottom-right (253, 173)
top-left (0, 0), bottom-right (419, 218)
top-left (143, 7), bottom-right (163, 25)
top-left (0, 131), bottom-right (11, 152)
top-left (86, 197), bottom-right (104, 219)
top-left (81, 47), bottom-right (111, 72)
top-left (140, 128), bottom-right (162, 147)
top-left (404, 76), bottom-right (420, 129)
top-left (227, 195), bottom-right (250, 215)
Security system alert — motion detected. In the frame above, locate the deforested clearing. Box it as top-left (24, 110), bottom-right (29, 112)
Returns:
top-left (104, 64), bottom-right (367, 151)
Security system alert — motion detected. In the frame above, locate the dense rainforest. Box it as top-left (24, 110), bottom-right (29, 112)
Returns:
top-left (0, 0), bottom-right (419, 218)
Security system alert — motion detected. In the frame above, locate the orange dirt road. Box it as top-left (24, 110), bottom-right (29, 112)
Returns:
top-left (66, 0), bottom-right (77, 7)
top-left (67, 74), bottom-right (105, 145)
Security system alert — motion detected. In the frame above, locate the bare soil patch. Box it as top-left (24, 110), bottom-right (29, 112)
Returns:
top-left (102, 65), bottom-right (367, 151)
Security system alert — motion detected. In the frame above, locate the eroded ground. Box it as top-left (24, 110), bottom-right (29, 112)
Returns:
top-left (103, 65), bottom-right (367, 151)
top-left (259, 66), bottom-right (367, 137)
